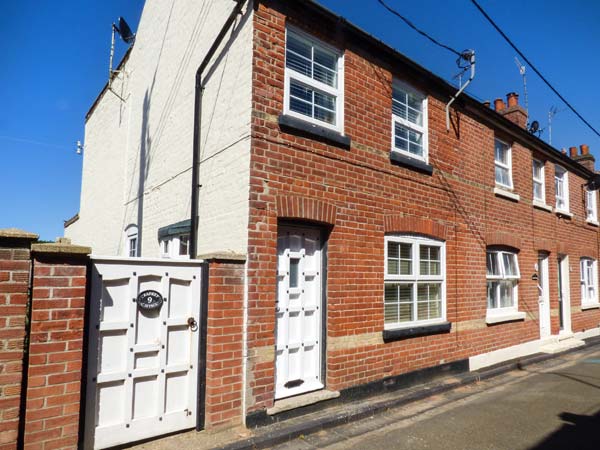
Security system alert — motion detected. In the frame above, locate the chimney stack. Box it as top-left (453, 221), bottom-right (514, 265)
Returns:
top-left (569, 146), bottom-right (578, 158)
top-left (494, 92), bottom-right (528, 129)
top-left (573, 144), bottom-right (595, 171)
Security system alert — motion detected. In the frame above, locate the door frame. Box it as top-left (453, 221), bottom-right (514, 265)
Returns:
top-left (537, 252), bottom-right (551, 339)
top-left (275, 221), bottom-right (329, 399)
top-left (557, 254), bottom-right (572, 334)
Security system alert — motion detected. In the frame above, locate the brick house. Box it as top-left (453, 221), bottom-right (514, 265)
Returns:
top-left (65, 0), bottom-right (600, 432)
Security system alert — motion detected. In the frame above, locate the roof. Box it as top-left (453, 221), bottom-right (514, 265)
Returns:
top-left (158, 219), bottom-right (191, 240)
top-left (0, 228), bottom-right (39, 240)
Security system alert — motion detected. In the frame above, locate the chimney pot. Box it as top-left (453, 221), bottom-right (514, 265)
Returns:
top-left (569, 146), bottom-right (578, 158)
top-left (506, 92), bottom-right (519, 108)
top-left (561, 148), bottom-right (567, 155)
top-left (483, 100), bottom-right (491, 108)
top-left (581, 144), bottom-right (590, 156)
top-left (494, 98), bottom-right (505, 112)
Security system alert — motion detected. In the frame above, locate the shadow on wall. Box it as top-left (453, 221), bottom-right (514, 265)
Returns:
top-left (527, 409), bottom-right (600, 450)
top-left (136, 89), bottom-right (151, 256)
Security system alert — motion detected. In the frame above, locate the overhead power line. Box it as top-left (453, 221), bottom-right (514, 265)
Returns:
top-left (376, 0), bottom-right (463, 57)
top-left (470, 0), bottom-right (600, 140)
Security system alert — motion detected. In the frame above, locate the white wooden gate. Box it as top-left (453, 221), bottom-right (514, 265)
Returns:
top-left (275, 226), bottom-right (324, 399)
top-left (84, 258), bottom-right (203, 449)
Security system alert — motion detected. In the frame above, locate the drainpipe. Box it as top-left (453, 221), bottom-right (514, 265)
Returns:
top-left (189, 0), bottom-right (247, 259)
top-left (446, 50), bottom-right (476, 131)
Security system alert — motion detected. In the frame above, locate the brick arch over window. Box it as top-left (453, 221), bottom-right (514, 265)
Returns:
top-left (534, 237), bottom-right (555, 253)
top-left (384, 215), bottom-right (448, 241)
top-left (276, 195), bottom-right (337, 225)
top-left (486, 231), bottom-right (521, 250)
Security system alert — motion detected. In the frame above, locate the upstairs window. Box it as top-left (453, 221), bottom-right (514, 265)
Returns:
top-left (580, 258), bottom-right (598, 305)
top-left (124, 225), bottom-right (138, 258)
top-left (486, 249), bottom-right (520, 312)
top-left (494, 139), bottom-right (512, 188)
top-left (384, 235), bottom-right (445, 329)
top-left (284, 28), bottom-right (343, 131)
top-left (160, 234), bottom-right (190, 260)
top-left (555, 165), bottom-right (569, 212)
top-left (392, 82), bottom-right (428, 162)
top-left (586, 189), bottom-right (598, 223)
top-left (532, 159), bottom-right (545, 202)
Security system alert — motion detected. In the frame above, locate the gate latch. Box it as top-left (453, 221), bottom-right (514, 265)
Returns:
top-left (187, 317), bottom-right (198, 331)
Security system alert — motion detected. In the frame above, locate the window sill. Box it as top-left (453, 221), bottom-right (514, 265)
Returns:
top-left (581, 303), bottom-right (600, 310)
top-left (533, 200), bottom-right (552, 212)
top-left (554, 209), bottom-right (573, 219)
top-left (383, 321), bottom-right (451, 341)
top-left (278, 114), bottom-right (351, 149)
top-left (494, 187), bottom-right (520, 202)
top-left (586, 219), bottom-right (599, 227)
top-left (485, 311), bottom-right (526, 325)
top-left (389, 151), bottom-right (433, 175)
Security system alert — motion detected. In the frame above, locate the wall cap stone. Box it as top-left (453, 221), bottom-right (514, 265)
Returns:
top-left (31, 242), bottom-right (92, 256)
top-left (0, 228), bottom-right (39, 240)
top-left (197, 252), bottom-right (246, 263)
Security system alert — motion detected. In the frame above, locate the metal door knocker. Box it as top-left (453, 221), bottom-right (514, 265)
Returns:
top-left (187, 317), bottom-right (198, 331)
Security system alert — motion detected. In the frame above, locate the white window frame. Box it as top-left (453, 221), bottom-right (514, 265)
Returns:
top-left (391, 80), bottom-right (429, 163)
top-left (283, 26), bottom-right (344, 133)
top-left (555, 165), bottom-right (570, 213)
top-left (586, 189), bottom-right (598, 224)
top-left (384, 235), bottom-right (446, 330)
top-left (124, 225), bottom-right (138, 258)
top-left (159, 234), bottom-right (190, 260)
top-left (532, 159), bottom-right (545, 203)
top-left (494, 139), bottom-right (513, 189)
top-left (580, 258), bottom-right (599, 306)
top-left (486, 249), bottom-right (520, 316)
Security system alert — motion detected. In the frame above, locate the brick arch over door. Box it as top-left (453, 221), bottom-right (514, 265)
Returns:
top-left (486, 231), bottom-right (522, 250)
top-left (384, 215), bottom-right (449, 241)
top-left (276, 195), bottom-right (337, 225)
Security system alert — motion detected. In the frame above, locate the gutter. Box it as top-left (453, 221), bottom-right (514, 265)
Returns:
top-left (189, 0), bottom-right (247, 259)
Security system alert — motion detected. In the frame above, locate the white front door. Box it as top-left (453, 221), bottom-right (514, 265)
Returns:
top-left (85, 258), bottom-right (203, 449)
top-left (275, 226), bottom-right (324, 399)
top-left (538, 253), bottom-right (551, 339)
top-left (558, 255), bottom-right (572, 334)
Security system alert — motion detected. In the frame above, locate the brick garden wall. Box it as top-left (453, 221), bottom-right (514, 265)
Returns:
top-left (245, 0), bottom-right (600, 414)
top-left (23, 247), bottom-right (88, 450)
top-left (0, 232), bottom-right (36, 450)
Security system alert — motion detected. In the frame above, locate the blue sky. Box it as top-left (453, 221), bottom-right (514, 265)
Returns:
top-left (1, 0), bottom-right (599, 240)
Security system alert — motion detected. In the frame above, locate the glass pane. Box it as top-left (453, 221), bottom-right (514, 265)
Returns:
top-left (387, 242), bottom-right (399, 275)
top-left (289, 258), bottom-right (300, 288)
top-left (388, 242), bottom-right (399, 259)
top-left (499, 281), bottom-right (515, 308)
top-left (286, 51), bottom-right (311, 77)
top-left (392, 99), bottom-right (406, 119)
top-left (313, 64), bottom-right (336, 87)
top-left (314, 106), bottom-right (335, 124)
top-left (179, 235), bottom-right (189, 256)
top-left (417, 283), bottom-right (441, 320)
top-left (314, 91), bottom-right (335, 110)
top-left (384, 284), bottom-right (399, 324)
top-left (495, 140), bottom-right (508, 164)
top-left (496, 166), bottom-right (510, 186)
top-left (314, 47), bottom-right (337, 71)
top-left (399, 243), bottom-right (412, 275)
top-left (290, 81), bottom-right (312, 102)
top-left (533, 182), bottom-right (543, 200)
top-left (503, 253), bottom-right (518, 277)
top-left (407, 107), bottom-right (422, 126)
top-left (290, 97), bottom-right (312, 117)
top-left (287, 33), bottom-right (311, 59)
top-left (486, 252), bottom-right (499, 276)
top-left (533, 161), bottom-right (542, 179)
top-left (487, 281), bottom-right (498, 309)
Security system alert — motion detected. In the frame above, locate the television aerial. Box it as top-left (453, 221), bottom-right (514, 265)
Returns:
top-left (108, 17), bottom-right (135, 101)
top-left (514, 57), bottom-right (529, 123)
top-left (586, 174), bottom-right (600, 191)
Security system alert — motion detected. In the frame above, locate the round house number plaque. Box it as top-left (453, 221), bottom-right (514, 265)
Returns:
top-left (137, 290), bottom-right (164, 311)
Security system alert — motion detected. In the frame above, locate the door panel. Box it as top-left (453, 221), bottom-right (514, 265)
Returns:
top-left (275, 226), bottom-right (324, 399)
top-left (85, 259), bottom-right (203, 449)
top-left (538, 253), bottom-right (551, 338)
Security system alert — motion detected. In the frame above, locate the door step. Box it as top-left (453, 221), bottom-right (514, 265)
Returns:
top-left (267, 390), bottom-right (340, 416)
top-left (540, 338), bottom-right (585, 354)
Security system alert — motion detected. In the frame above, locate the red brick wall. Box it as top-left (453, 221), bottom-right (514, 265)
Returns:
top-left (246, 0), bottom-right (600, 413)
top-left (23, 251), bottom-right (87, 450)
top-left (0, 240), bottom-right (31, 450)
top-left (204, 261), bottom-right (245, 429)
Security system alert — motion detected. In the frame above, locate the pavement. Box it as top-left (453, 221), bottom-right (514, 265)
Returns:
top-left (127, 339), bottom-right (600, 450)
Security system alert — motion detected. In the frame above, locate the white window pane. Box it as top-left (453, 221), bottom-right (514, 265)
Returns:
top-left (503, 253), bottom-right (518, 277)
top-left (314, 47), bottom-right (336, 71)
top-left (486, 252), bottom-right (499, 276)
top-left (496, 166), bottom-right (510, 186)
top-left (499, 281), bottom-right (515, 308)
top-left (534, 182), bottom-right (543, 200)
top-left (487, 281), bottom-right (498, 309)
top-left (495, 140), bottom-right (509, 164)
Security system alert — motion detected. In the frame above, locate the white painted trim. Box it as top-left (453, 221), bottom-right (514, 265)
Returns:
top-left (485, 311), bottom-right (526, 324)
top-left (586, 219), bottom-right (599, 227)
top-left (469, 326), bottom-right (600, 371)
top-left (554, 165), bottom-right (569, 213)
top-left (581, 303), bottom-right (600, 310)
top-left (532, 159), bottom-right (545, 203)
top-left (91, 255), bottom-right (204, 265)
top-left (554, 208), bottom-right (573, 218)
top-left (494, 138), bottom-right (513, 189)
top-left (494, 187), bottom-right (520, 202)
top-left (241, 260), bottom-right (249, 423)
top-left (532, 200), bottom-right (552, 212)
top-left (391, 80), bottom-right (428, 163)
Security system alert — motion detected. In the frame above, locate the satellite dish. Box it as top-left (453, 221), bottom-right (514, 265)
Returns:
top-left (529, 120), bottom-right (539, 134)
top-left (587, 174), bottom-right (600, 191)
top-left (116, 17), bottom-right (135, 44)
